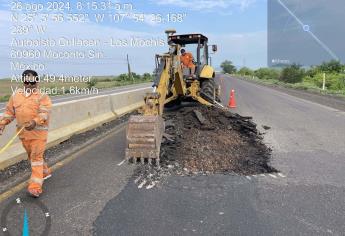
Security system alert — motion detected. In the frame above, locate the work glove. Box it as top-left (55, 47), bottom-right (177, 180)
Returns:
top-left (0, 124), bottom-right (5, 135)
top-left (25, 120), bottom-right (36, 131)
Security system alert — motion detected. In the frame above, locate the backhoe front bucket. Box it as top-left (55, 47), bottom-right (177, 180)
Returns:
top-left (125, 115), bottom-right (165, 166)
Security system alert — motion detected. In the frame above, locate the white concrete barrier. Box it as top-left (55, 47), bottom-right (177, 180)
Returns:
top-left (0, 87), bottom-right (151, 170)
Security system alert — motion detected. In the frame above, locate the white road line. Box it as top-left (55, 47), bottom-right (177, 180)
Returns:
top-left (117, 159), bottom-right (126, 166)
top-left (138, 180), bottom-right (147, 189)
top-left (146, 182), bottom-right (157, 189)
top-left (134, 175), bottom-right (142, 184)
top-left (278, 173), bottom-right (286, 178)
top-left (269, 174), bottom-right (277, 178)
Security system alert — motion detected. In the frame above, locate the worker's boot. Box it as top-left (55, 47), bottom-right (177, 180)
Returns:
top-left (27, 140), bottom-right (46, 198)
top-left (28, 187), bottom-right (42, 198)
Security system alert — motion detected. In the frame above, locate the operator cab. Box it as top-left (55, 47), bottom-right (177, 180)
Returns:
top-left (168, 33), bottom-right (216, 79)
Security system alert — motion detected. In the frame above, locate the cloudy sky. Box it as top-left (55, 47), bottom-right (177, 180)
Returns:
top-left (0, 0), bottom-right (267, 78)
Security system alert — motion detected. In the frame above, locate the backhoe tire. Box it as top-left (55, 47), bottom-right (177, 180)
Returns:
top-left (201, 79), bottom-right (219, 103)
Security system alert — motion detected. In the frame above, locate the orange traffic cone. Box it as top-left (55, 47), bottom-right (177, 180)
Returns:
top-left (228, 89), bottom-right (237, 108)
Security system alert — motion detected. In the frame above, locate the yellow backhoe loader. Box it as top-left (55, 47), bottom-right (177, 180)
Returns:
top-left (125, 29), bottom-right (219, 166)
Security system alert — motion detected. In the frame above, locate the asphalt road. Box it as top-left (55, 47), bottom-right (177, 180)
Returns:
top-left (0, 82), bottom-right (152, 112)
top-left (0, 75), bottom-right (344, 235)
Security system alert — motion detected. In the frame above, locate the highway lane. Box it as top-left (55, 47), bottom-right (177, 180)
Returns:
top-left (218, 75), bottom-right (345, 185)
top-left (93, 75), bottom-right (345, 235)
top-left (0, 124), bottom-right (136, 235)
top-left (0, 82), bottom-right (152, 112)
top-left (0, 75), bottom-right (344, 235)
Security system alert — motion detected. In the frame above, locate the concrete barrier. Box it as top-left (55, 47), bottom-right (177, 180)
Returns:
top-left (0, 87), bottom-right (151, 170)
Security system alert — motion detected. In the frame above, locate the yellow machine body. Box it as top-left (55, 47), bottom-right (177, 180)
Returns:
top-left (200, 65), bottom-right (215, 79)
top-left (125, 30), bottom-right (217, 165)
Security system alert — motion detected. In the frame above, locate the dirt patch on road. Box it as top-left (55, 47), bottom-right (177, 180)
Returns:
top-left (135, 104), bottom-right (276, 187)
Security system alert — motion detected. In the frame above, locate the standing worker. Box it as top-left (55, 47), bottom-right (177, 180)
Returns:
top-left (0, 70), bottom-right (52, 197)
top-left (180, 49), bottom-right (196, 76)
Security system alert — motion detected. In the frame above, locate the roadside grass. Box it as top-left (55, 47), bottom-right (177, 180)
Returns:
top-left (237, 75), bottom-right (345, 98)
top-left (0, 75), bottom-right (152, 102)
top-left (0, 95), bottom-right (10, 103)
top-left (230, 61), bottom-right (345, 98)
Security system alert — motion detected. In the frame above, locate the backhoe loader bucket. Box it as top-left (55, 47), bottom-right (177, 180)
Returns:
top-left (125, 115), bottom-right (165, 166)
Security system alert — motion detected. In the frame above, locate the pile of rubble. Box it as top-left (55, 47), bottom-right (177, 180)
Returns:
top-left (134, 104), bottom-right (276, 187)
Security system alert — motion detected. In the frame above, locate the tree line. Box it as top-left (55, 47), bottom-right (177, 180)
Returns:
top-left (220, 60), bottom-right (345, 91)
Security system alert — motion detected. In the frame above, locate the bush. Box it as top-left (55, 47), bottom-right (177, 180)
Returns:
top-left (142, 73), bottom-right (153, 81)
top-left (115, 73), bottom-right (153, 82)
top-left (98, 77), bottom-right (113, 82)
top-left (279, 64), bottom-right (305, 84)
top-left (305, 66), bottom-right (319, 77)
top-left (132, 73), bottom-right (141, 80)
top-left (116, 74), bottom-right (130, 81)
top-left (86, 79), bottom-right (97, 89)
top-left (238, 67), bottom-right (254, 76)
top-left (303, 72), bottom-right (345, 90)
top-left (317, 60), bottom-right (344, 73)
top-left (221, 60), bottom-right (237, 74)
top-left (331, 77), bottom-right (345, 90)
top-left (0, 94), bottom-right (11, 102)
top-left (254, 68), bottom-right (280, 80)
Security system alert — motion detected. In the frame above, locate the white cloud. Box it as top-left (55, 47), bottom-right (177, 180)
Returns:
top-left (153, 0), bottom-right (257, 11)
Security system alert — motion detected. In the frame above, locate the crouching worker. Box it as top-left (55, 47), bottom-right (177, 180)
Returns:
top-left (0, 70), bottom-right (52, 197)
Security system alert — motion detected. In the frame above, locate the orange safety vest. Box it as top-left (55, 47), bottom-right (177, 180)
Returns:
top-left (0, 89), bottom-right (52, 140)
top-left (180, 52), bottom-right (195, 68)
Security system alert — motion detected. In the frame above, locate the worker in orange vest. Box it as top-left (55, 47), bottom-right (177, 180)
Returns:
top-left (180, 49), bottom-right (196, 76)
top-left (0, 70), bottom-right (52, 197)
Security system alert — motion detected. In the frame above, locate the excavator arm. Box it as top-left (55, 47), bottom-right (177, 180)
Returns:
top-left (125, 46), bottom-right (186, 166)
top-left (125, 30), bottom-right (216, 166)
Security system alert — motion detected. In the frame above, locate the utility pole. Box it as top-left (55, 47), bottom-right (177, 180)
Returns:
top-left (127, 54), bottom-right (133, 81)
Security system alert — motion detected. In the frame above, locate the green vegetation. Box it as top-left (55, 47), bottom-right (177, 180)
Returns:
top-left (231, 60), bottom-right (345, 96)
top-left (254, 68), bottom-right (280, 81)
top-left (279, 64), bottom-right (305, 84)
top-left (0, 73), bottom-right (153, 102)
top-left (86, 79), bottom-right (98, 89)
top-left (0, 95), bottom-right (10, 103)
top-left (221, 60), bottom-right (237, 74)
top-left (238, 67), bottom-right (254, 76)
